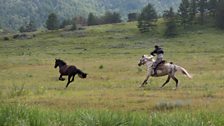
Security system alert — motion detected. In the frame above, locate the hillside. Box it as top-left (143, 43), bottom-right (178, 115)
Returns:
top-left (0, 0), bottom-right (181, 30)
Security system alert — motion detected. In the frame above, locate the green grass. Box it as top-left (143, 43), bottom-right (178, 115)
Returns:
top-left (0, 104), bottom-right (223, 126)
top-left (0, 22), bottom-right (224, 125)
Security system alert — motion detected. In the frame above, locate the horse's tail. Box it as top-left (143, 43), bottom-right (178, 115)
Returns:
top-left (176, 66), bottom-right (192, 79)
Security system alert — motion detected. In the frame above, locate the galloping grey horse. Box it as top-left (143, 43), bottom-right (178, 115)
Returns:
top-left (138, 55), bottom-right (192, 89)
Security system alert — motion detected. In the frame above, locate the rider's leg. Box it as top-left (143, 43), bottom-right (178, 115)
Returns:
top-left (152, 62), bottom-right (157, 75)
top-left (154, 55), bottom-right (163, 75)
top-left (153, 63), bottom-right (158, 75)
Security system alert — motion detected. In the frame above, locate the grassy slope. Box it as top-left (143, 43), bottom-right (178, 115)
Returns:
top-left (0, 22), bottom-right (224, 125)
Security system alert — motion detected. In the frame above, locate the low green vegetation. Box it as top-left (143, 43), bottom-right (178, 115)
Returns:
top-left (0, 104), bottom-right (223, 126)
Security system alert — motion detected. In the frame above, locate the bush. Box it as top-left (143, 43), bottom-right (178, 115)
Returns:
top-left (19, 21), bottom-right (37, 33)
top-left (3, 37), bottom-right (9, 40)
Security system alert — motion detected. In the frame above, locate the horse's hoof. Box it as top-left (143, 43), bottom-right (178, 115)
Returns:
top-left (139, 85), bottom-right (144, 88)
top-left (59, 78), bottom-right (65, 81)
top-left (172, 87), bottom-right (177, 90)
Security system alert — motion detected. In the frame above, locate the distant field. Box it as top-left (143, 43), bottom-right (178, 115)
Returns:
top-left (0, 22), bottom-right (224, 125)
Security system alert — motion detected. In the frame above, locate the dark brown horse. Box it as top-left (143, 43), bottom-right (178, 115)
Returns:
top-left (54, 59), bottom-right (87, 88)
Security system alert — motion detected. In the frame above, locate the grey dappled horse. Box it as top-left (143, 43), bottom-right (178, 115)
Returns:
top-left (138, 55), bottom-right (192, 89)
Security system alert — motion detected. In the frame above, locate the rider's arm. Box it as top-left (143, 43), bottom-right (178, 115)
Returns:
top-left (150, 50), bottom-right (156, 56)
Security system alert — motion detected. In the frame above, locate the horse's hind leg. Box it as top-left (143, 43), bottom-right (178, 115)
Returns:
top-left (71, 75), bottom-right (75, 82)
top-left (171, 76), bottom-right (179, 89)
top-left (161, 76), bottom-right (171, 88)
top-left (65, 75), bottom-right (72, 88)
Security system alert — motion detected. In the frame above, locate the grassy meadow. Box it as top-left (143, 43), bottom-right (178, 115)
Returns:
top-left (0, 22), bottom-right (224, 125)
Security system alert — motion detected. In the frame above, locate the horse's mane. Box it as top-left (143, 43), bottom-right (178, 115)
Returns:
top-left (143, 55), bottom-right (154, 60)
top-left (57, 59), bottom-right (67, 65)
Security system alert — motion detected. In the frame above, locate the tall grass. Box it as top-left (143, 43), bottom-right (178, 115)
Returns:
top-left (150, 111), bottom-right (224, 126)
top-left (0, 104), bottom-right (150, 126)
top-left (0, 104), bottom-right (223, 126)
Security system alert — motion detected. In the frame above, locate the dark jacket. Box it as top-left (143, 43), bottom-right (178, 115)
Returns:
top-left (150, 47), bottom-right (164, 56)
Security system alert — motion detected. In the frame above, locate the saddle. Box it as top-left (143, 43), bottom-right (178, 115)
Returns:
top-left (152, 60), bottom-right (166, 76)
top-left (156, 60), bottom-right (166, 69)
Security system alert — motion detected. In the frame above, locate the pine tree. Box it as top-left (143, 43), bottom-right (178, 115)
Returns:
top-left (26, 21), bottom-right (36, 32)
top-left (46, 13), bottom-right (59, 30)
top-left (128, 13), bottom-right (138, 22)
top-left (87, 13), bottom-right (98, 26)
top-left (111, 12), bottom-right (122, 23)
top-left (137, 20), bottom-right (151, 33)
top-left (216, 0), bottom-right (224, 29)
top-left (103, 11), bottom-right (122, 24)
top-left (70, 18), bottom-right (77, 31)
top-left (178, 0), bottom-right (190, 28)
top-left (164, 8), bottom-right (177, 37)
top-left (74, 16), bottom-right (87, 26)
top-left (197, 0), bottom-right (207, 25)
top-left (138, 3), bottom-right (157, 33)
top-left (19, 20), bottom-right (36, 32)
top-left (208, 0), bottom-right (218, 17)
top-left (60, 19), bottom-right (72, 28)
top-left (189, 0), bottom-right (197, 24)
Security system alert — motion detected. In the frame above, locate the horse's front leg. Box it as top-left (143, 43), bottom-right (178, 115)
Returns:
top-left (140, 74), bottom-right (150, 88)
top-left (161, 76), bottom-right (171, 88)
top-left (59, 74), bottom-right (65, 81)
top-left (65, 75), bottom-right (72, 88)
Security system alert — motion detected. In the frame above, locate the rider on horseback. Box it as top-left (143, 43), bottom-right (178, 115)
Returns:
top-left (150, 45), bottom-right (164, 76)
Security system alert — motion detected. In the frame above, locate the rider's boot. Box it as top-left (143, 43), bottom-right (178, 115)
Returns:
top-left (153, 69), bottom-right (157, 76)
top-left (152, 64), bottom-right (158, 76)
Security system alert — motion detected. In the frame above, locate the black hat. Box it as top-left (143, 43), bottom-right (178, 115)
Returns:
top-left (155, 45), bottom-right (159, 48)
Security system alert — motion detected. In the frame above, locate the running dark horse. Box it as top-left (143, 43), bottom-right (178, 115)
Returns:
top-left (54, 59), bottom-right (87, 88)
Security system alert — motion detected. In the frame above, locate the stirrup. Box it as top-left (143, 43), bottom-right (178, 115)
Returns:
top-left (153, 72), bottom-right (157, 76)
top-left (152, 70), bottom-right (157, 76)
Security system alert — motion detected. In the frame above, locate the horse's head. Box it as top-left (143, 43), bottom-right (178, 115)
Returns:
top-left (138, 55), bottom-right (154, 66)
top-left (54, 59), bottom-right (59, 68)
top-left (54, 59), bottom-right (66, 68)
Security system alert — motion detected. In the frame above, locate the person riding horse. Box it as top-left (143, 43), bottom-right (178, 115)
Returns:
top-left (150, 45), bottom-right (164, 76)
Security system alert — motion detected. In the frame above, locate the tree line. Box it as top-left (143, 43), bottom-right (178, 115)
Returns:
top-left (0, 0), bottom-right (181, 30)
top-left (19, 0), bottom-right (224, 36)
top-left (137, 0), bottom-right (224, 37)
top-left (19, 11), bottom-right (122, 32)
